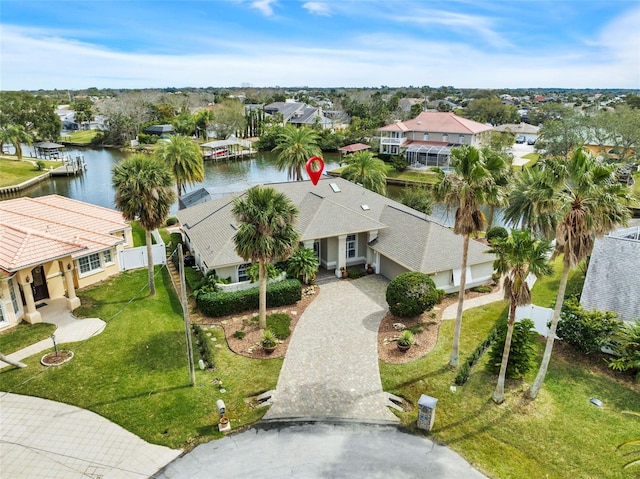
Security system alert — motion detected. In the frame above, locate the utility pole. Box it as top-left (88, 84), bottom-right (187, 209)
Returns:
top-left (178, 245), bottom-right (196, 386)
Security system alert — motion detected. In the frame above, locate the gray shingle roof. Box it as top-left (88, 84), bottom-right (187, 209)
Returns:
top-left (176, 177), bottom-right (494, 274)
top-left (581, 229), bottom-right (640, 322)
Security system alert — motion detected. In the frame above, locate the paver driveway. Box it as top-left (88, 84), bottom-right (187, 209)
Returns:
top-left (263, 275), bottom-right (398, 423)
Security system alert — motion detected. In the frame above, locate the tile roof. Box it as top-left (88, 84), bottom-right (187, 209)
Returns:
top-left (581, 229), bottom-right (640, 322)
top-left (0, 195), bottom-right (129, 273)
top-left (379, 112), bottom-right (493, 135)
top-left (176, 177), bottom-right (494, 274)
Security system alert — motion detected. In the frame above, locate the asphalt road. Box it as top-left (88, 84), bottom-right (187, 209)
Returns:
top-left (153, 422), bottom-right (489, 479)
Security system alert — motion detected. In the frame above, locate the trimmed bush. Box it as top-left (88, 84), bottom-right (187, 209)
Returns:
top-left (192, 324), bottom-right (214, 369)
top-left (556, 297), bottom-right (620, 354)
top-left (232, 330), bottom-right (246, 340)
top-left (486, 226), bottom-right (508, 244)
top-left (166, 216), bottom-right (178, 226)
top-left (267, 313), bottom-right (291, 340)
top-left (608, 319), bottom-right (640, 380)
top-left (487, 318), bottom-right (537, 379)
top-left (386, 272), bottom-right (442, 317)
top-left (196, 279), bottom-right (302, 317)
top-left (454, 316), bottom-right (506, 385)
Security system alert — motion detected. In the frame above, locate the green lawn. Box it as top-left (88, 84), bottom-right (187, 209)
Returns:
top-left (0, 157), bottom-right (58, 187)
top-left (380, 267), bottom-right (639, 479)
top-left (0, 268), bottom-right (281, 450)
top-left (60, 130), bottom-right (99, 144)
top-left (631, 172), bottom-right (640, 207)
top-left (327, 165), bottom-right (441, 185)
top-left (0, 322), bottom-right (56, 354)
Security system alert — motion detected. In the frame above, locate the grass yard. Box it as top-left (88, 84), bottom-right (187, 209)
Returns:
top-left (380, 266), bottom-right (639, 479)
top-left (60, 130), bottom-right (99, 144)
top-left (0, 157), bottom-right (58, 187)
top-left (0, 322), bottom-right (56, 354)
top-left (328, 164), bottom-right (441, 185)
top-left (0, 268), bottom-right (281, 450)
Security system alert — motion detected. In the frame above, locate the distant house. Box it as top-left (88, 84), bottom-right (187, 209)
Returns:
top-left (0, 196), bottom-right (133, 329)
top-left (264, 101), bottom-right (332, 130)
top-left (580, 225), bottom-right (640, 322)
top-left (175, 177), bottom-right (495, 290)
top-left (378, 111), bottom-right (493, 168)
top-left (494, 122), bottom-right (540, 143)
top-left (143, 124), bottom-right (175, 136)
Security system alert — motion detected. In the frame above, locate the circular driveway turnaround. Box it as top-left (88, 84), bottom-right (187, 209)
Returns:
top-left (154, 423), bottom-right (489, 479)
top-left (0, 392), bottom-right (181, 479)
top-left (263, 275), bottom-right (397, 423)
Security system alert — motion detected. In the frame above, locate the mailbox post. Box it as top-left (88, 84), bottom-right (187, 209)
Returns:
top-left (417, 394), bottom-right (438, 431)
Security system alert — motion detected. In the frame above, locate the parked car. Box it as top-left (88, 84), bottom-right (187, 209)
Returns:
top-left (527, 137), bottom-right (536, 145)
top-left (515, 135), bottom-right (526, 144)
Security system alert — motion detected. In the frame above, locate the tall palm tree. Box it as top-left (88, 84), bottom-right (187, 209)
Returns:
top-left (341, 150), bottom-right (388, 195)
top-left (433, 145), bottom-right (505, 367)
top-left (487, 229), bottom-right (553, 403)
top-left (482, 148), bottom-right (512, 230)
top-left (0, 124), bottom-right (33, 160)
top-left (272, 125), bottom-right (321, 181)
top-left (232, 186), bottom-right (300, 329)
top-left (113, 154), bottom-right (176, 296)
top-left (154, 135), bottom-right (204, 195)
top-left (504, 147), bottom-right (632, 399)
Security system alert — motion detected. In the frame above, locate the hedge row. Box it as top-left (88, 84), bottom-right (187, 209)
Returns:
top-left (192, 324), bottom-right (215, 369)
top-left (454, 316), bottom-right (507, 386)
top-left (196, 279), bottom-right (302, 317)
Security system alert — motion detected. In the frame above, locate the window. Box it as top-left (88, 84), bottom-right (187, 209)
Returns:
top-left (78, 253), bottom-right (101, 274)
top-left (8, 278), bottom-right (19, 314)
top-left (423, 132), bottom-right (430, 141)
top-left (0, 302), bottom-right (5, 323)
top-left (458, 134), bottom-right (465, 143)
top-left (238, 263), bottom-right (250, 282)
top-left (346, 234), bottom-right (356, 259)
top-left (103, 249), bottom-right (112, 264)
top-left (442, 133), bottom-right (449, 142)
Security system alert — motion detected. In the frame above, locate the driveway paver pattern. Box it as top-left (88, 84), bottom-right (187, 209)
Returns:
top-left (264, 275), bottom-right (397, 423)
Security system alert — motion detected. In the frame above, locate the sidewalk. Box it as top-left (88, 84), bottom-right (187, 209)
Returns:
top-left (442, 283), bottom-right (505, 320)
top-left (0, 298), bottom-right (106, 369)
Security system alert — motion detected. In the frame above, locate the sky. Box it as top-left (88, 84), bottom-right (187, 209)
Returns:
top-left (1, 0), bottom-right (639, 91)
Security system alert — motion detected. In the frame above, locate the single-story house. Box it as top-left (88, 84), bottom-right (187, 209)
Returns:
top-left (264, 101), bottom-right (333, 130)
top-left (175, 177), bottom-right (495, 291)
top-left (378, 112), bottom-right (493, 168)
top-left (0, 195), bottom-right (133, 329)
top-left (580, 224), bottom-right (640, 322)
top-left (494, 122), bottom-right (540, 143)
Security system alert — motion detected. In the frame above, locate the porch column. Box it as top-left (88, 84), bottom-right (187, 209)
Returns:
top-left (336, 234), bottom-right (347, 278)
top-left (64, 264), bottom-right (81, 310)
top-left (21, 276), bottom-right (41, 324)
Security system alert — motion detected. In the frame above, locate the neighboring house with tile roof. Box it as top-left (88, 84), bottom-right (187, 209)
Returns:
top-left (378, 111), bottom-right (493, 168)
top-left (264, 101), bottom-right (333, 130)
top-left (0, 195), bottom-right (133, 329)
top-left (176, 177), bottom-right (494, 290)
top-left (580, 225), bottom-right (640, 322)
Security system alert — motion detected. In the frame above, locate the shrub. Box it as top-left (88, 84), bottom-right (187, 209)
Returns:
top-left (348, 269), bottom-right (365, 279)
top-left (556, 297), bottom-right (620, 354)
top-left (486, 226), bottom-right (508, 244)
top-left (397, 330), bottom-right (415, 347)
top-left (35, 160), bottom-right (46, 171)
top-left (266, 313), bottom-right (291, 340)
top-left (192, 324), bottom-right (214, 369)
top-left (487, 318), bottom-right (537, 379)
top-left (286, 247), bottom-right (319, 284)
top-left (386, 272), bottom-right (442, 317)
top-left (391, 155), bottom-right (408, 172)
top-left (471, 285), bottom-right (493, 294)
top-left (196, 279), bottom-right (302, 317)
top-left (401, 185), bottom-right (434, 215)
top-left (261, 329), bottom-right (277, 349)
top-left (608, 319), bottom-right (640, 380)
top-left (246, 263), bottom-right (281, 282)
top-left (232, 330), bottom-right (246, 340)
top-left (455, 316), bottom-right (506, 385)
top-left (165, 216), bottom-right (178, 226)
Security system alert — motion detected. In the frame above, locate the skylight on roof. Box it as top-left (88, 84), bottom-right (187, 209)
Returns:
top-left (361, 204), bottom-right (370, 211)
top-left (329, 183), bottom-right (341, 192)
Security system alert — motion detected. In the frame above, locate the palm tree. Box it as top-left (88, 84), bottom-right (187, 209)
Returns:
top-left (341, 150), bottom-right (388, 195)
top-left (232, 186), bottom-right (300, 329)
top-left (482, 148), bottom-right (512, 230)
top-left (433, 145), bottom-right (506, 367)
top-left (0, 124), bottom-right (33, 160)
top-left (504, 147), bottom-right (632, 399)
top-left (113, 154), bottom-right (176, 296)
top-left (487, 229), bottom-right (553, 403)
top-left (272, 125), bottom-right (321, 181)
top-left (154, 135), bottom-right (204, 195)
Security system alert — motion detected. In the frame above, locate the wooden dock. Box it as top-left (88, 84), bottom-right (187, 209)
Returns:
top-left (50, 156), bottom-right (87, 176)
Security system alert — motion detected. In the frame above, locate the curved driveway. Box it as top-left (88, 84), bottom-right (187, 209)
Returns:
top-left (263, 275), bottom-right (397, 423)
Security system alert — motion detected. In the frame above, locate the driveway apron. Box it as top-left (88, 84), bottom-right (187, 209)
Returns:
top-left (264, 275), bottom-right (397, 423)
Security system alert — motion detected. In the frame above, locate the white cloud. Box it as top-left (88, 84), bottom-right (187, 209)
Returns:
top-left (250, 0), bottom-right (277, 16)
top-left (303, 2), bottom-right (331, 16)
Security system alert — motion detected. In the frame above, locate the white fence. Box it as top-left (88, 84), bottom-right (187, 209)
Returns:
top-left (118, 230), bottom-right (166, 271)
top-left (515, 304), bottom-right (555, 337)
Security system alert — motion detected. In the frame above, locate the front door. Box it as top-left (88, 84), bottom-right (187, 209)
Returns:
top-left (31, 266), bottom-right (49, 302)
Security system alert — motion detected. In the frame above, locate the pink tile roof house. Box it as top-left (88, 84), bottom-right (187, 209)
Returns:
top-left (378, 112), bottom-right (493, 168)
top-left (0, 195), bottom-right (132, 328)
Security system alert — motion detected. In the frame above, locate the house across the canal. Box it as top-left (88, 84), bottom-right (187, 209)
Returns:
top-left (176, 177), bottom-right (495, 290)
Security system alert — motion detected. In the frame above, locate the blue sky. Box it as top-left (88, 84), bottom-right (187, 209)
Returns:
top-left (1, 0), bottom-right (639, 90)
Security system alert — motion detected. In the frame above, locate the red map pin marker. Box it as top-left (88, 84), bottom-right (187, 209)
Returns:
top-left (306, 156), bottom-right (324, 185)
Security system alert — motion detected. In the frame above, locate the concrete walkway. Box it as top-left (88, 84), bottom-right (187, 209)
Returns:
top-left (0, 298), bottom-right (106, 369)
top-left (442, 283), bottom-right (505, 320)
top-left (0, 392), bottom-right (181, 479)
top-left (263, 275), bottom-right (398, 423)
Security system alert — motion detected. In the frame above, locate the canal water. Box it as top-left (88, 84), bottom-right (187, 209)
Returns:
top-left (13, 146), bottom-right (503, 227)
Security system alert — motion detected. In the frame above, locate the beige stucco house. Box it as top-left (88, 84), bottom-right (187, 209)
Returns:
top-left (0, 195), bottom-right (133, 330)
top-left (176, 177), bottom-right (495, 292)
